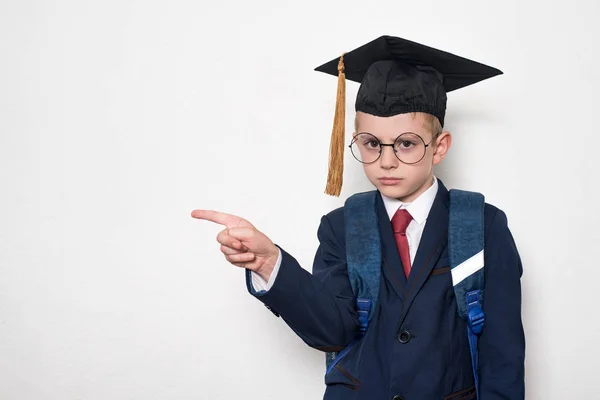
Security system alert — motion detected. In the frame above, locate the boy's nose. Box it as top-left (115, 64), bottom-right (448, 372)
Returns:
top-left (379, 145), bottom-right (399, 169)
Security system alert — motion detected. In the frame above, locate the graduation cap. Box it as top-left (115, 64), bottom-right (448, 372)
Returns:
top-left (315, 35), bottom-right (503, 196)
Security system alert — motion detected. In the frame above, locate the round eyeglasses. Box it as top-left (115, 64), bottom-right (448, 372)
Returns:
top-left (349, 132), bottom-right (435, 165)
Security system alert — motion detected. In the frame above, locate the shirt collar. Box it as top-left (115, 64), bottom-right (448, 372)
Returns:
top-left (380, 176), bottom-right (439, 224)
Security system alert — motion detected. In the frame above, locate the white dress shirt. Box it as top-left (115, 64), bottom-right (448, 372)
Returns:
top-left (251, 177), bottom-right (439, 292)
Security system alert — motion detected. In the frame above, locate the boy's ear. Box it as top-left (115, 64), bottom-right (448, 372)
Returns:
top-left (432, 131), bottom-right (452, 165)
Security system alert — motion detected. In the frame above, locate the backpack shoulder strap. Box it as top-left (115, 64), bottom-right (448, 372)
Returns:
top-left (344, 190), bottom-right (382, 321)
top-left (449, 189), bottom-right (486, 398)
top-left (325, 190), bottom-right (382, 372)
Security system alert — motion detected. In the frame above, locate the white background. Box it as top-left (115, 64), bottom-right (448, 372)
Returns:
top-left (1, 0), bottom-right (599, 399)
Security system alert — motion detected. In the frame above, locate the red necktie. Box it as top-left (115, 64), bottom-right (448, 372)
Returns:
top-left (391, 208), bottom-right (413, 278)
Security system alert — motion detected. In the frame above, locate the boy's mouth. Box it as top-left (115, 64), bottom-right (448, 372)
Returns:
top-left (379, 177), bottom-right (402, 185)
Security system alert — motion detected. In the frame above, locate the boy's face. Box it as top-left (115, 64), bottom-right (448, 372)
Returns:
top-left (354, 112), bottom-right (451, 202)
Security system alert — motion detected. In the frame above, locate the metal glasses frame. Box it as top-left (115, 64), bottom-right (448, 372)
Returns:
top-left (349, 132), bottom-right (436, 165)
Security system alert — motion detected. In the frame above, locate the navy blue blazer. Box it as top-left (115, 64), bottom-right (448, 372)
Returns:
top-left (246, 180), bottom-right (525, 400)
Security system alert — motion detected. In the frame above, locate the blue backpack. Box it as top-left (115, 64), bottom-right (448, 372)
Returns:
top-left (325, 189), bottom-right (486, 398)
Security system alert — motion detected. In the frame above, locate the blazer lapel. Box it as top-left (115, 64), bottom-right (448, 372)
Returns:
top-left (376, 191), bottom-right (407, 301)
top-left (399, 180), bottom-right (450, 321)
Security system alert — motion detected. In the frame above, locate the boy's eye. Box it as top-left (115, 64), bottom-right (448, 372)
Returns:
top-left (394, 132), bottom-right (423, 151)
top-left (353, 133), bottom-right (381, 152)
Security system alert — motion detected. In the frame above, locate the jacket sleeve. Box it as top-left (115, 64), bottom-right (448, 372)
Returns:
top-left (244, 213), bottom-right (359, 351)
top-left (479, 208), bottom-right (526, 399)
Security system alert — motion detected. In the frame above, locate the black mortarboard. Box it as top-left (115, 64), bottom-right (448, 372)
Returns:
top-left (315, 35), bottom-right (502, 196)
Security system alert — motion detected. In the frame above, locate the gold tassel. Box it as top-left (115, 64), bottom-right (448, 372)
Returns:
top-left (324, 53), bottom-right (346, 197)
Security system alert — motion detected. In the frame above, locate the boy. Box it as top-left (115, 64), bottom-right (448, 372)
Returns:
top-left (192, 36), bottom-right (525, 399)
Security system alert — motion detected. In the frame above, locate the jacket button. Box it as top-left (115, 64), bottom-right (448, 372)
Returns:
top-left (264, 304), bottom-right (280, 317)
top-left (397, 330), bottom-right (411, 344)
top-left (392, 396), bottom-right (405, 400)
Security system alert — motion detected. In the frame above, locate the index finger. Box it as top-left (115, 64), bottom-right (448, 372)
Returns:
top-left (191, 209), bottom-right (242, 227)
